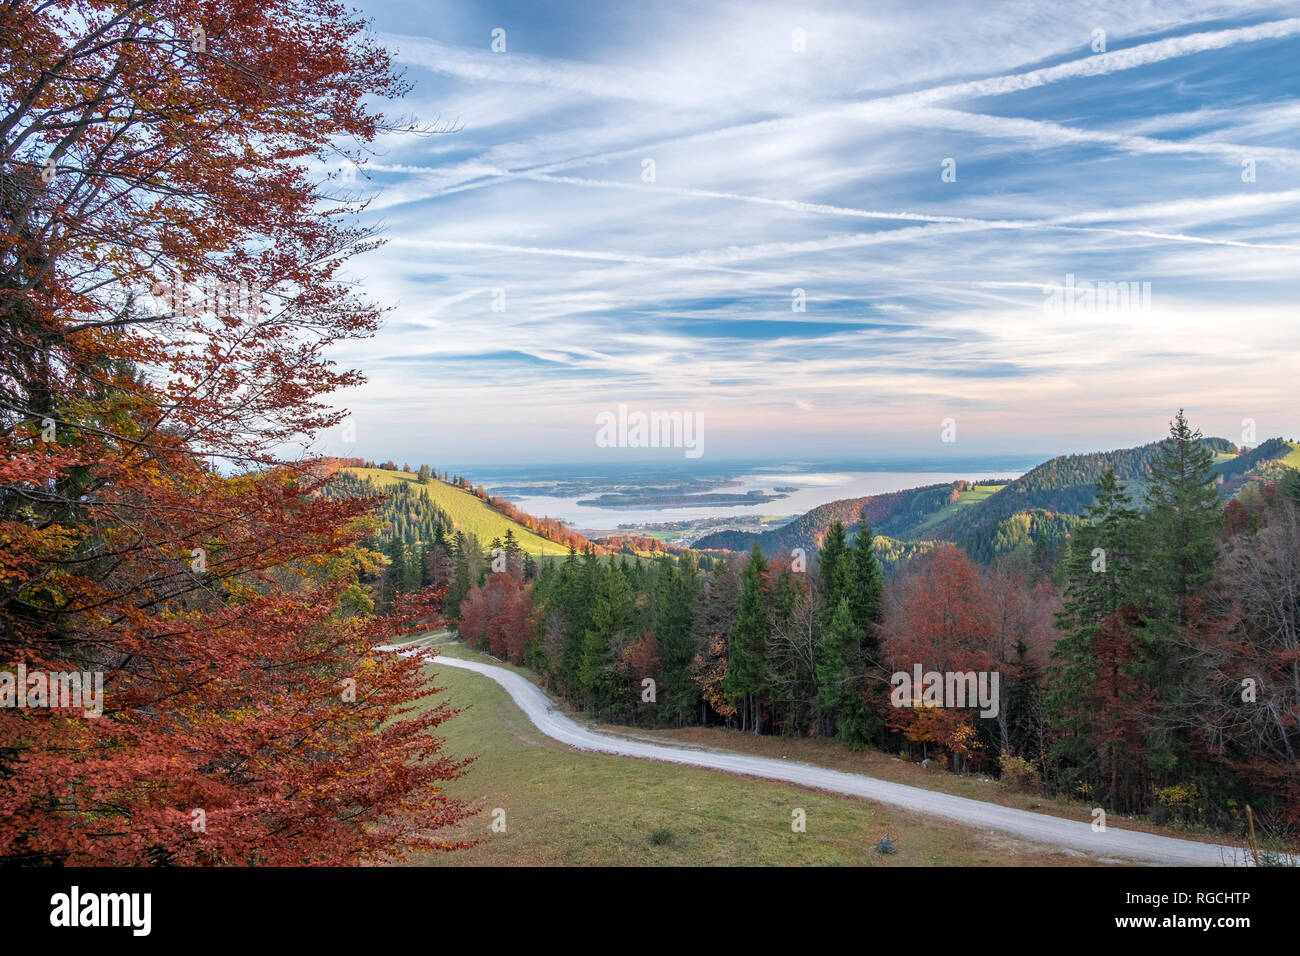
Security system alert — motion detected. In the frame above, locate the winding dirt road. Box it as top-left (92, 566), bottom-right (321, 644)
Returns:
top-left (391, 639), bottom-right (1256, 866)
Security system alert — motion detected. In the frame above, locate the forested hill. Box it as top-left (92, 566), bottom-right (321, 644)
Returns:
top-left (1213, 437), bottom-right (1300, 490)
top-left (927, 436), bottom-right (1233, 550)
top-left (697, 436), bottom-right (1297, 565)
top-left (324, 464), bottom-right (677, 558)
top-left (324, 436), bottom-right (1296, 566)
top-left (691, 483), bottom-right (956, 553)
top-left (325, 467), bottom-right (564, 555)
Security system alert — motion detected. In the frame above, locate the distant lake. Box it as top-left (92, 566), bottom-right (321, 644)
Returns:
top-left (505, 469), bottom-right (1019, 530)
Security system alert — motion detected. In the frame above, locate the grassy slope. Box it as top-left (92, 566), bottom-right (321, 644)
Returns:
top-left (899, 483), bottom-right (1005, 538)
top-left (344, 467), bottom-right (560, 555)
top-left (410, 641), bottom-right (1127, 866)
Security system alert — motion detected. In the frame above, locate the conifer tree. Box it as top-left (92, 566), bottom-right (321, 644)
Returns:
top-left (653, 555), bottom-right (701, 726)
top-left (1142, 409), bottom-right (1222, 624)
top-left (580, 566), bottom-right (634, 713)
top-left (849, 512), bottom-right (885, 636)
top-left (382, 537), bottom-right (408, 609)
top-left (446, 531), bottom-right (472, 619)
top-left (819, 521), bottom-right (849, 614)
top-left (1048, 468), bottom-right (1144, 789)
top-left (723, 543), bottom-right (769, 733)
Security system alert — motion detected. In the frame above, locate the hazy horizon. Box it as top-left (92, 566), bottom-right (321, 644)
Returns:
top-left (306, 0), bottom-right (1299, 464)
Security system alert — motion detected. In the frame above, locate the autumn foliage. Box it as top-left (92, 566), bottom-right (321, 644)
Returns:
top-left (0, 0), bottom-right (472, 863)
top-left (457, 572), bottom-right (536, 664)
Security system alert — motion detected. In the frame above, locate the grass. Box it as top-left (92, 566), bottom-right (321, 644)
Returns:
top-left (345, 467), bottom-right (560, 555)
top-left (902, 484), bottom-right (1005, 538)
top-left (410, 640), bottom-right (1127, 866)
top-left (422, 636), bottom-right (1250, 859)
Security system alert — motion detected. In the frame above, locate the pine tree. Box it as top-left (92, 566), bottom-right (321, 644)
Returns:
top-left (1142, 409), bottom-right (1222, 624)
top-left (815, 598), bottom-right (852, 730)
top-left (848, 511), bottom-right (885, 635)
top-left (1056, 470), bottom-right (1141, 636)
top-left (579, 566), bottom-right (634, 713)
top-left (1135, 411), bottom-right (1223, 790)
top-left (652, 555), bottom-right (700, 726)
top-left (1048, 468), bottom-right (1144, 791)
top-left (816, 596), bottom-right (879, 746)
top-left (819, 521), bottom-right (849, 612)
top-left (560, 547), bottom-right (601, 694)
top-left (446, 531), bottom-right (472, 619)
top-left (382, 537), bottom-right (407, 609)
top-left (502, 528), bottom-right (522, 576)
top-left (723, 543), bottom-right (768, 733)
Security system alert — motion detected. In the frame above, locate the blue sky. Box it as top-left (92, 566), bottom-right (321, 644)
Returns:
top-left (317, 0), bottom-right (1300, 466)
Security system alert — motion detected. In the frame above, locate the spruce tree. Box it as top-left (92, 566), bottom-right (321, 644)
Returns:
top-left (382, 537), bottom-right (407, 609)
top-left (819, 521), bottom-right (849, 612)
top-left (579, 566), bottom-right (633, 714)
top-left (815, 598), bottom-right (852, 732)
top-left (503, 528), bottom-right (521, 575)
top-left (1048, 468), bottom-right (1142, 783)
top-left (815, 596), bottom-right (880, 746)
top-left (723, 542), bottom-right (768, 733)
top-left (653, 555), bottom-right (700, 726)
top-left (1137, 411), bottom-right (1222, 787)
top-left (445, 531), bottom-right (472, 620)
top-left (848, 511), bottom-right (884, 634)
top-left (1142, 409), bottom-right (1222, 624)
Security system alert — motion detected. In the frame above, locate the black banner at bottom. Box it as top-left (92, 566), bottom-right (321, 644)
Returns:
top-left (2, 864), bottom-right (1280, 943)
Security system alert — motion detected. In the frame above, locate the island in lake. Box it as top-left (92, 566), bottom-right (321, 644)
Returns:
top-left (576, 489), bottom-right (788, 509)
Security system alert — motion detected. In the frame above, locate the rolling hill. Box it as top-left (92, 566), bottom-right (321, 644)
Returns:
top-left (695, 436), bottom-right (1299, 566)
top-left (337, 467), bottom-right (563, 556)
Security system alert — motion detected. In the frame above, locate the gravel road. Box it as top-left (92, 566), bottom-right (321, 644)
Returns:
top-left (390, 640), bottom-right (1258, 866)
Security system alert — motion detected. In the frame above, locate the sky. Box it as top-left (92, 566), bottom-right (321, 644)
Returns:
top-left (315, 0), bottom-right (1300, 467)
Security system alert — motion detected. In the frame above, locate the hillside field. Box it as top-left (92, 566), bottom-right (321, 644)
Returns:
top-left (409, 639), bottom-right (1116, 867)
top-left (899, 483), bottom-right (1006, 538)
top-left (344, 467), bottom-right (562, 555)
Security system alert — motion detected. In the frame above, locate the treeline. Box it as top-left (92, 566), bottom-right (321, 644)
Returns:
top-left (487, 494), bottom-right (595, 552)
top-left (374, 523), bottom-right (541, 622)
top-left (694, 483), bottom-right (953, 553)
top-left (1048, 415), bottom-right (1298, 834)
top-left (323, 472), bottom-right (454, 545)
top-left (957, 509), bottom-right (1076, 565)
top-left (1215, 437), bottom-right (1295, 493)
top-left (872, 481), bottom-right (967, 536)
top-left (332, 462), bottom-right (604, 555)
top-left (592, 534), bottom-right (678, 555)
top-left (455, 509), bottom-right (1052, 758)
top-left (450, 412), bottom-right (1300, 843)
top-left (694, 479), bottom-right (1066, 567)
top-left (929, 436), bottom-right (1236, 548)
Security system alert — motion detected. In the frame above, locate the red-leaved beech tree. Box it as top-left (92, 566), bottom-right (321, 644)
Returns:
top-left (881, 545), bottom-right (996, 768)
top-left (457, 572), bottom-right (536, 665)
top-left (0, 0), bottom-right (473, 863)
